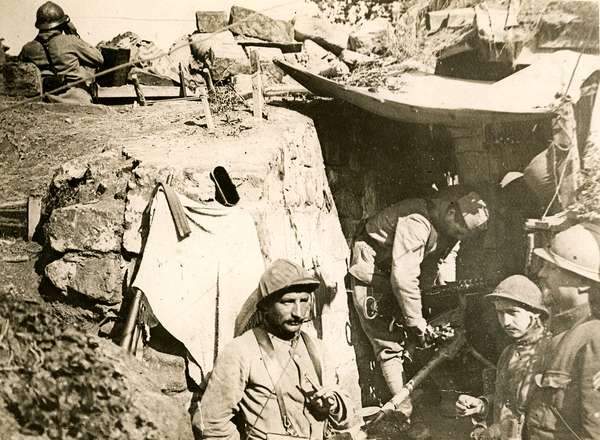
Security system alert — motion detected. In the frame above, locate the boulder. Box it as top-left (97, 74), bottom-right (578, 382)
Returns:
top-left (347, 18), bottom-right (393, 55)
top-left (339, 49), bottom-right (373, 68)
top-left (319, 59), bottom-right (350, 79)
top-left (191, 31), bottom-right (251, 81)
top-left (0, 62), bottom-right (42, 97)
top-left (47, 200), bottom-right (125, 253)
top-left (229, 5), bottom-right (294, 42)
top-left (232, 73), bottom-right (253, 97)
top-left (535, 0), bottom-right (599, 52)
top-left (303, 40), bottom-right (334, 74)
top-left (196, 10), bottom-right (228, 33)
top-left (45, 252), bottom-right (125, 305)
top-left (294, 16), bottom-right (351, 56)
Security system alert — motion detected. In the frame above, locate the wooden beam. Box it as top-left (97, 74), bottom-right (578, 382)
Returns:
top-left (96, 85), bottom-right (184, 99)
top-left (249, 49), bottom-right (264, 121)
top-left (237, 39), bottom-right (303, 53)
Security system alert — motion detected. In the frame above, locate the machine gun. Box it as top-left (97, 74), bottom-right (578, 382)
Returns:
top-left (365, 278), bottom-right (497, 425)
top-left (423, 278), bottom-right (496, 298)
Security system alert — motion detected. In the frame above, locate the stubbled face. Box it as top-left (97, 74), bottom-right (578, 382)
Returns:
top-left (537, 260), bottom-right (587, 313)
top-left (263, 290), bottom-right (311, 339)
top-left (493, 299), bottom-right (537, 339)
top-left (443, 207), bottom-right (471, 241)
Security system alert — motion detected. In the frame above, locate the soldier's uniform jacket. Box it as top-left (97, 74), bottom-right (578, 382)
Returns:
top-left (194, 327), bottom-right (355, 440)
top-left (477, 323), bottom-right (550, 439)
top-left (19, 30), bottom-right (103, 85)
top-left (526, 304), bottom-right (600, 440)
top-left (348, 198), bottom-right (459, 327)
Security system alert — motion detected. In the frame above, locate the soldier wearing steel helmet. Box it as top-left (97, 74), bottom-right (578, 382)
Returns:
top-left (19, 1), bottom-right (103, 104)
top-left (526, 223), bottom-right (600, 440)
top-left (455, 275), bottom-right (551, 440)
top-left (194, 259), bottom-right (358, 440)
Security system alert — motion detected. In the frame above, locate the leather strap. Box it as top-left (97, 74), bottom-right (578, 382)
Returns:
top-left (300, 332), bottom-right (322, 385)
top-left (35, 34), bottom-right (59, 76)
top-left (253, 328), bottom-right (323, 434)
top-left (253, 327), bottom-right (294, 434)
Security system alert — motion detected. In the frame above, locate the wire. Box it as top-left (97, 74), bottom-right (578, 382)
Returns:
top-left (73, 16), bottom-right (195, 22)
top-left (0, 0), bottom-right (298, 114)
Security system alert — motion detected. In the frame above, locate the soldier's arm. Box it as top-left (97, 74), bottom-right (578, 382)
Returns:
top-left (390, 215), bottom-right (430, 329)
top-left (71, 36), bottom-right (104, 67)
top-left (194, 343), bottom-right (248, 440)
top-left (579, 328), bottom-right (600, 439)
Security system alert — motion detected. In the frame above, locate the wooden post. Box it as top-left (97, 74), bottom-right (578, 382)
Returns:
top-left (130, 72), bottom-right (146, 106)
top-left (27, 196), bottom-right (42, 241)
top-left (178, 62), bottom-right (187, 98)
top-left (200, 86), bottom-right (215, 133)
top-left (249, 49), bottom-right (264, 120)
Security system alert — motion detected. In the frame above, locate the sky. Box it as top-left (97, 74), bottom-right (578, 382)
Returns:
top-left (1, 0), bottom-right (318, 55)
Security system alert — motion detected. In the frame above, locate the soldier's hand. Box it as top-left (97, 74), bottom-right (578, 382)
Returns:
top-left (305, 386), bottom-right (340, 420)
top-left (456, 394), bottom-right (485, 417)
top-left (407, 322), bottom-right (436, 349)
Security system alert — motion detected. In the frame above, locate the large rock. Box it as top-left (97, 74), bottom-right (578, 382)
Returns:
top-left (294, 16), bottom-right (351, 56)
top-left (339, 49), bottom-right (373, 68)
top-left (196, 10), bottom-right (228, 33)
top-left (303, 40), bottom-right (335, 74)
top-left (45, 252), bottom-right (125, 305)
top-left (229, 5), bottom-right (294, 42)
top-left (347, 18), bottom-right (393, 55)
top-left (535, 0), bottom-right (599, 52)
top-left (0, 62), bottom-right (42, 97)
top-left (191, 31), bottom-right (251, 81)
top-left (246, 46), bottom-right (285, 83)
top-left (47, 200), bottom-right (125, 253)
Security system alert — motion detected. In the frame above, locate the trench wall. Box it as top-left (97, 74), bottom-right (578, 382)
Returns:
top-left (304, 100), bottom-right (552, 404)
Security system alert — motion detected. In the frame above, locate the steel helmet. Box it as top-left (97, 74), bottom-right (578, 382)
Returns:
top-left (35, 2), bottom-right (69, 31)
top-left (486, 274), bottom-right (549, 317)
top-left (534, 223), bottom-right (600, 283)
top-left (258, 259), bottom-right (319, 306)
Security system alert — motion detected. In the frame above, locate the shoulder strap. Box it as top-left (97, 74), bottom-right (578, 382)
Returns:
top-left (35, 34), bottom-right (59, 75)
top-left (300, 331), bottom-right (322, 385)
top-left (252, 327), bottom-right (295, 435)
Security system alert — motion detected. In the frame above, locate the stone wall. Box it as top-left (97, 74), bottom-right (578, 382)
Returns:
top-left (42, 106), bottom-right (361, 404)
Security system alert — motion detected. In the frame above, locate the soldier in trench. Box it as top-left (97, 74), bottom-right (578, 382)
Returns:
top-left (348, 186), bottom-right (489, 423)
top-left (194, 259), bottom-right (358, 440)
top-left (455, 275), bottom-right (551, 440)
top-left (19, 1), bottom-right (103, 104)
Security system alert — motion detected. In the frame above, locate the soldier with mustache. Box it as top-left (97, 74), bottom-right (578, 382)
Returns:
top-left (193, 259), bottom-right (358, 440)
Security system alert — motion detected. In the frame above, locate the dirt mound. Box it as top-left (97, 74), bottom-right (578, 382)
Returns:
top-left (0, 295), bottom-right (192, 440)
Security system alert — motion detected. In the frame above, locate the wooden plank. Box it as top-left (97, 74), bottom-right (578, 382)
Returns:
top-left (96, 85), bottom-right (183, 99)
top-left (237, 39), bottom-right (303, 53)
top-left (27, 196), bottom-right (42, 241)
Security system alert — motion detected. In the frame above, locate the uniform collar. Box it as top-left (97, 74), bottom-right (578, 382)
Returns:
top-left (549, 303), bottom-right (591, 335)
top-left (515, 320), bottom-right (546, 346)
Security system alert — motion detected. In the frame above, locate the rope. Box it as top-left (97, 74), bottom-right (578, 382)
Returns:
top-left (540, 53), bottom-right (584, 218)
top-left (0, 0), bottom-right (297, 114)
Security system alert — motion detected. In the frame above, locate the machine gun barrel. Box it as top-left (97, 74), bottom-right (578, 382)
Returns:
top-left (423, 278), bottom-right (495, 297)
top-left (369, 332), bottom-right (467, 424)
